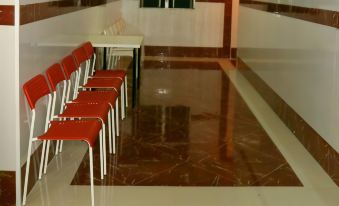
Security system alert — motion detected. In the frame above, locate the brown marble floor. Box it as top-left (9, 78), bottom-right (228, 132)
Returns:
top-left (71, 60), bottom-right (302, 186)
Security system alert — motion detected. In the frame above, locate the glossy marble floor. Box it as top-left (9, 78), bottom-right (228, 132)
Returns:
top-left (24, 58), bottom-right (339, 206)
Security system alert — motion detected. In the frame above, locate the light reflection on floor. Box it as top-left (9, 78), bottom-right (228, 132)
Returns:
top-left (24, 58), bottom-right (339, 206)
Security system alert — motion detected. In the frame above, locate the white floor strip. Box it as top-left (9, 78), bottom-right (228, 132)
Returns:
top-left (224, 68), bottom-right (336, 188)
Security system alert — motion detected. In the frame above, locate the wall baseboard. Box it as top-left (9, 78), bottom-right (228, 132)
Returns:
top-left (237, 58), bottom-right (339, 186)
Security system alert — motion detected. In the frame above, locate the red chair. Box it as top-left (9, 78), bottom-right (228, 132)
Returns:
top-left (61, 55), bottom-right (121, 146)
top-left (46, 63), bottom-right (114, 178)
top-left (82, 42), bottom-right (129, 108)
top-left (22, 74), bottom-right (100, 206)
top-left (72, 47), bottom-right (126, 120)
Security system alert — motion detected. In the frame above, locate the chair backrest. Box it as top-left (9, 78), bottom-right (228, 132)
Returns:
top-left (23, 74), bottom-right (51, 109)
top-left (46, 63), bottom-right (66, 91)
top-left (82, 42), bottom-right (97, 75)
top-left (61, 55), bottom-right (78, 79)
top-left (61, 55), bottom-right (81, 100)
top-left (83, 42), bottom-right (94, 57)
top-left (72, 47), bottom-right (91, 85)
top-left (72, 46), bottom-right (88, 67)
top-left (46, 63), bottom-right (68, 114)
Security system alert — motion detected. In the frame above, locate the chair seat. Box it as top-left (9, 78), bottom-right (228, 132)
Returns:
top-left (94, 70), bottom-right (127, 80)
top-left (84, 78), bottom-right (123, 90)
top-left (38, 120), bottom-right (101, 147)
top-left (74, 91), bottom-right (119, 106)
top-left (59, 103), bottom-right (110, 122)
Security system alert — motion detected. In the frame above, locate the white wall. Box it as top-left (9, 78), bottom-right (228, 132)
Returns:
top-left (19, 1), bottom-right (122, 166)
top-left (0, 26), bottom-right (16, 171)
top-left (238, 4), bottom-right (339, 152)
top-left (0, 0), bottom-right (14, 3)
top-left (0, 0), bottom-right (17, 172)
top-left (121, 0), bottom-right (224, 47)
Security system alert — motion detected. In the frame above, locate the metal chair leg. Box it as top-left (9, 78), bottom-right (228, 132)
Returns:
top-left (115, 99), bottom-right (119, 136)
top-left (89, 146), bottom-right (95, 206)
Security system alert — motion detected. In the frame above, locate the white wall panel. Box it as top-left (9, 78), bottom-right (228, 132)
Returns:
top-left (0, 0), bottom-right (14, 4)
top-left (238, 6), bottom-right (339, 152)
top-left (122, 0), bottom-right (224, 47)
top-left (0, 26), bottom-right (16, 170)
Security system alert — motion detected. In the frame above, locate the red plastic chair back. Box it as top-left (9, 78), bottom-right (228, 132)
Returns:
top-left (61, 55), bottom-right (78, 79)
top-left (83, 42), bottom-right (94, 58)
top-left (46, 63), bottom-right (66, 91)
top-left (23, 74), bottom-right (50, 109)
top-left (72, 47), bottom-right (88, 67)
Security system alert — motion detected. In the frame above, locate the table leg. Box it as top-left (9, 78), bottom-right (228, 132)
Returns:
top-left (132, 48), bottom-right (137, 107)
top-left (137, 47), bottom-right (141, 89)
top-left (103, 47), bottom-right (107, 70)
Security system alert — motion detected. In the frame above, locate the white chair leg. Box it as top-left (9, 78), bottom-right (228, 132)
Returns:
top-left (112, 108), bottom-right (116, 154)
top-left (89, 146), bottom-right (95, 206)
top-left (121, 85), bottom-right (125, 120)
top-left (110, 55), bottom-right (115, 69)
top-left (111, 56), bottom-right (115, 70)
top-left (102, 123), bottom-right (107, 175)
top-left (99, 129), bottom-right (103, 180)
top-left (108, 111), bottom-right (112, 154)
top-left (38, 140), bottom-right (46, 179)
top-left (114, 56), bottom-right (119, 67)
top-left (59, 140), bottom-right (63, 153)
top-left (125, 76), bottom-right (128, 108)
top-left (55, 140), bottom-right (60, 155)
top-left (115, 99), bottom-right (119, 136)
top-left (23, 139), bottom-right (34, 205)
top-left (43, 140), bottom-right (51, 174)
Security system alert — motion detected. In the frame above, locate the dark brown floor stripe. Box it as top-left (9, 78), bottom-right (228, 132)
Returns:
top-left (0, 171), bottom-right (16, 206)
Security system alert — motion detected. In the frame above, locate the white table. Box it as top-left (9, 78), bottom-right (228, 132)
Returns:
top-left (39, 34), bottom-right (144, 107)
